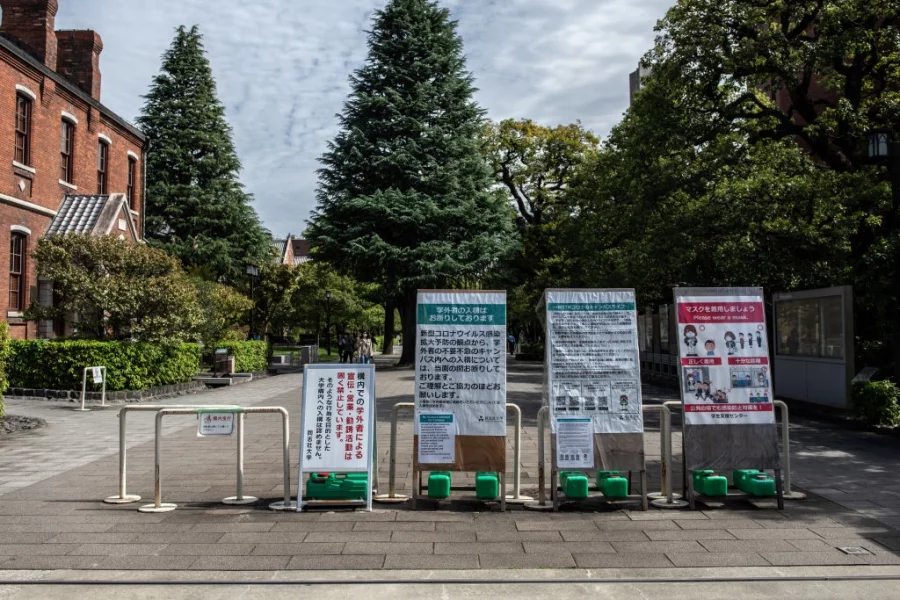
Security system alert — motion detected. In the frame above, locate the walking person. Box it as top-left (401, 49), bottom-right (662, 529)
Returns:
top-left (363, 332), bottom-right (374, 364)
top-left (507, 332), bottom-right (517, 355)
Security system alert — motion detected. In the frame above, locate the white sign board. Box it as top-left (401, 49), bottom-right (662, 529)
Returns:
top-left (198, 412), bottom-right (235, 436)
top-left (556, 417), bottom-right (594, 469)
top-left (545, 290), bottom-right (643, 434)
top-left (92, 367), bottom-right (103, 384)
top-left (414, 291), bottom-right (507, 438)
top-left (418, 413), bottom-right (456, 464)
top-left (675, 291), bottom-right (776, 426)
top-left (299, 365), bottom-right (375, 471)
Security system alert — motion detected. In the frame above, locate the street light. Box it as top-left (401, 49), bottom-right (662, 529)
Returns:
top-left (246, 264), bottom-right (258, 340)
top-left (867, 131), bottom-right (890, 160)
top-left (325, 290), bottom-right (333, 356)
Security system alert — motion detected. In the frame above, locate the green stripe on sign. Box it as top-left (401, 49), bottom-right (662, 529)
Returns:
top-left (547, 302), bottom-right (635, 311)
top-left (417, 303), bottom-right (506, 325)
top-left (420, 414), bottom-right (453, 423)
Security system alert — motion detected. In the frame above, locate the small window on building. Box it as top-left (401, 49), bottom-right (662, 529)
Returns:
top-left (127, 157), bottom-right (137, 209)
top-left (9, 233), bottom-right (26, 310)
top-left (97, 140), bottom-right (109, 194)
top-left (61, 120), bottom-right (75, 183)
top-left (15, 94), bottom-right (32, 166)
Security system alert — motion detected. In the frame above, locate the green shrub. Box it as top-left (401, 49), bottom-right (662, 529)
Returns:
top-left (7, 340), bottom-right (201, 392)
top-left (213, 341), bottom-right (269, 373)
top-left (0, 322), bottom-right (9, 417)
top-left (520, 342), bottom-right (545, 355)
top-left (852, 380), bottom-right (900, 427)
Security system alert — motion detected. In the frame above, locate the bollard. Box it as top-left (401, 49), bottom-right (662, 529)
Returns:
top-left (646, 404), bottom-right (688, 509)
top-left (775, 400), bottom-right (806, 500)
top-left (223, 413), bottom-right (258, 505)
top-left (373, 402), bottom-right (414, 503)
top-left (504, 403), bottom-right (533, 503)
top-left (74, 366), bottom-right (106, 412)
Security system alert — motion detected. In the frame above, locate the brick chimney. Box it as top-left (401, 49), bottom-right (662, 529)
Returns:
top-left (0, 0), bottom-right (58, 68)
top-left (55, 30), bottom-right (102, 101)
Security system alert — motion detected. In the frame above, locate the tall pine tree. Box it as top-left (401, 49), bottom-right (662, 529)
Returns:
top-left (138, 26), bottom-right (269, 284)
top-left (307, 0), bottom-right (515, 364)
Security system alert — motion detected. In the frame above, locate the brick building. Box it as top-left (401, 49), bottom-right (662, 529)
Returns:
top-left (0, 0), bottom-right (146, 339)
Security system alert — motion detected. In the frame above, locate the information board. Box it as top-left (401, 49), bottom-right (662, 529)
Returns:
top-left (414, 290), bottom-right (507, 468)
top-left (299, 364), bottom-right (375, 472)
top-left (544, 289), bottom-right (643, 435)
top-left (675, 290), bottom-right (775, 426)
top-left (198, 413), bottom-right (234, 437)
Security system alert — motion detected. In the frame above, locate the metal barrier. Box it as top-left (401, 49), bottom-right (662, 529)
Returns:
top-left (373, 402), bottom-right (529, 506)
top-left (137, 406), bottom-right (295, 513)
top-left (74, 366), bottom-right (106, 412)
top-left (103, 404), bottom-right (240, 504)
top-left (662, 400), bottom-right (804, 502)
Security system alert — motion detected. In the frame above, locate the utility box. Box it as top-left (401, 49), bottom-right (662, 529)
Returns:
top-left (214, 349), bottom-right (234, 376)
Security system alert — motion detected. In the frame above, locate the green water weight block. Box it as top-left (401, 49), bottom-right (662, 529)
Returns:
top-left (732, 469), bottom-right (760, 492)
top-left (692, 470), bottom-right (728, 497)
top-left (559, 471), bottom-right (590, 499)
top-left (596, 471), bottom-right (628, 498)
top-left (744, 473), bottom-right (777, 497)
top-left (305, 472), bottom-right (369, 501)
top-left (475, 472), bottom-right (500, 500)
top-left (427, 471), bottom-right (452, 499)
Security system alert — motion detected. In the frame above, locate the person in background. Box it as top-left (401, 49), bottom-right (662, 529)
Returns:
top-left (361, 332), bottom-right (374, 364)
top-left (508, 332), bottom-right (517, 355)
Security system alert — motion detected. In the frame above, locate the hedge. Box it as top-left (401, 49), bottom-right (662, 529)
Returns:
top-left (8, 340), bottom-right (201, 392)
top-left (0, 322), bottom-right (9, 417)
top-left (212, 341), bottom-right (269, 373)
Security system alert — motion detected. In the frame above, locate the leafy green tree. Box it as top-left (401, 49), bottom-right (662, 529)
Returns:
top-left (138, 25), bottom-right (270, 284)
top-left (306, 0), bottom-right (515, 364)
top-left (252, 262), bottom-right (297, 340)
top-left (193, 279), bottom-right (252, 347)
top-left (26, 235), bottom-right (202, 342)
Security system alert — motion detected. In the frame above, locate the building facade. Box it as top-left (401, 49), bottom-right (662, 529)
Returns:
top-left (0, 0), bottom-right (146, 339)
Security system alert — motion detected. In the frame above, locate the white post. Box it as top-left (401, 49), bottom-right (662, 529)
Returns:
top-left (74, 367), bottom-right (90, 412)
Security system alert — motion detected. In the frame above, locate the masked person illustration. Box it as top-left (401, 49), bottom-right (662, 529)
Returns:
top-left (745, 374), bottom-right (752, 388)
top-left (731, 373), bottom-right (738, 387)
top-left (763, 390), bottom-right (770, 403)
top-left (724, 331), bottom-right (737, 355)
top-left (704, 340), bottom-right (716, 356)
top-left (748, 333), bottom-right (754, 349)
top-left (687, 372), bottom-right (696, 391)
top-left (620, 395), bottom-right (629, 410)
top-left (683, 325), bottom-right (699, 356)
top-left (714, 390), bottom-right (728, 404)
top-left (756, 331), bottom-right (763, 348)
top-left (739, 333), bottom-right (745, 350)
top-left (758, 372), bottom-right (767, 387)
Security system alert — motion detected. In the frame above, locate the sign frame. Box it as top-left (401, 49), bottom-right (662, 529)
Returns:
top-left (674, 286), bottom-right (783, 510)
top-left (297, 363), bottom-right (376, 512)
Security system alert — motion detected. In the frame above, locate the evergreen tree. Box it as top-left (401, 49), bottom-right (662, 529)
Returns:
top-left (138, 25), bottom-right (269, 284)
top-left (307, 0), bottom-right (515, 364)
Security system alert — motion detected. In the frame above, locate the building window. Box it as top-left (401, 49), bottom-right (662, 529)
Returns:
top-left (127, 157), bottom-right (137, 209)
top-left (97, 140), bottom-right (109, 194)
top-left (9, 233), bottom-right (25, 310)
top-left (15, 94), bottom-right (32, 166)
top-left (61, 120), bottom-right (75, 183)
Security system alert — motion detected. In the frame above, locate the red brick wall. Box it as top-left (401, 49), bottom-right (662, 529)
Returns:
top-left (0, 45), bottom-right (144, 338)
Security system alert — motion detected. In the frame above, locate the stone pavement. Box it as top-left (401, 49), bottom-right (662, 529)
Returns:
top-left (0, 359), bottom-right (899, 573)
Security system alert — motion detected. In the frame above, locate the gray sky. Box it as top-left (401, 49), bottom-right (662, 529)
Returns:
top-left (55, 0), bottom-right (673, 237)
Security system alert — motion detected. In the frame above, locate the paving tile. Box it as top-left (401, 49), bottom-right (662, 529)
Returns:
top-left (611, 541), bottom-right (705, 553)
top-left (251, 543), bottom-right (344, 556)
top-left (699, 540), bottom-right (798, 553)
top-left (0, 533), bottom-right (57, 544)
top-left (478, 553), bottom-right (575, 569)
top-left (94, 555), bottom-right (198, 570)
top-left (675, 519), bottom-right (762, 530)
top-left (106, 523), bottom-right (193, 533)
top-left (786, 539), bottom-right (839, 552)
top-left (0, 554), bottom-right (106, 570)
top-left (288, 554), bottom-right (386, 570)
top-left (343, 542), bottom-right (434, 555)
top-left (352, 522), bottom-right (436, 532)
top-left (573, 553), bottom-right (674, 568)
top-left (726, 528), bottom-right (822, 540)
top-left (760, 551), bottom-right (867, 566)
top-left (516, 520), bottom-right (598, 531)
top-left (395, 512), bottom-right (474, 522)
top-left (481, 531), bottom-right (563, 542)
top-left (646, 529), bottom-right (736, 541)
top-left (523, 542), bottom-right (614, 554)
top-left (383, 554), bottom-right (479, 569)
top-left (559, 530), bottom-right (648, 542)
top-left (160, 544), bottom-right (256, 556)
top-left (1, 523), bottom-right (114, 533)
top-left (435, 542), bottom-right (522, 555)
top-left (191, 555), bottom-right (291, 570)
top-left (871, 537), bottom-right (900, 550)
top-left (858, 553), bottom-right (900, 565)
top-left (667, 552), bottom-right (770, 567)
top-left (304, 532), bottom-right (392, 543)
top-left (190, 523), bottom-right (275, 532)
top-left (132, 532), bottom-right (225, 544)
top-left (318, 511), bottom-right (397, 522)
top-left (0, 544), bottom-right (80, 556)
top-left (595, 520), bottom-right (679, 531)
top-left (437, 521), bottom-right (516, 532)
top-left (269, 522), bottom-right (355, 532)
top-left (217, 532), bottom-right (308, 544)
top-left (68, 543), bottom-right (168, 556)
top-left (391, 531), bottom-right (476, 542)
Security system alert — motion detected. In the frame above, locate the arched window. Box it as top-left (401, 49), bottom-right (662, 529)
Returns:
top-left (97, 140), bottom-right (109, 194)
top-left (9, 233), bottom-right (26, 310)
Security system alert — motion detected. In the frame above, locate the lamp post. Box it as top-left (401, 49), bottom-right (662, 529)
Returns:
top-left (246, 264), bottom-right (258, 341)
top-left (325, 290), bottom-right (333, 356)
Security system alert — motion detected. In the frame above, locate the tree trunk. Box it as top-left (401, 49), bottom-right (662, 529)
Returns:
top-left (382, 300), bottom-right (395, 355)
top-left (398, 288), bottom-right (417, 366)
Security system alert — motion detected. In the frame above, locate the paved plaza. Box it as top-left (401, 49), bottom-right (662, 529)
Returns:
top-left (1, 358), bottom-right (900, 579)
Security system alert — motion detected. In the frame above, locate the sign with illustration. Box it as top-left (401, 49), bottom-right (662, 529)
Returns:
top-left (198, 413), bottom-right (235, 436)
top-left (675, 290), bottom-right (775, 426)
top-left (542, 289), bottom-right (643, 435)
top-left (414, 291), bottom-right (507, 438)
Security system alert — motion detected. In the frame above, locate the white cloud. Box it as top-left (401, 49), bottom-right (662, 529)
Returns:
top-left (53, 0), bottom-right (673, 237)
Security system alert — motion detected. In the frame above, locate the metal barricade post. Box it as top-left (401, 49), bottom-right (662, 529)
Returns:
top-left (74, 366), bottom-right (106, 412)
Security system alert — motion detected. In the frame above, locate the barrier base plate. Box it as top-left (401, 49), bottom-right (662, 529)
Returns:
top-left (651, 498), bottom-right (689, 509)
top-left (523, 501), bottom-right (554, 511)
top-left (648, 492), bottom-right (683, 500)
top-left (784, 491), bottom-right (808, 500)
top-left (222, 496), bottom-right (258, 505)
top-left (505, 495), bottom-right (534, 505)
top-left (268, 500), bottom-right (299, 511)
top-left (103, 494), bottom-right (141, 504)
top-left (138, 503), bottom-right (177, 513)
top-left (72, 408), bottom-right (91, 412)
top-left (373, 494), bottom-right (410, 504)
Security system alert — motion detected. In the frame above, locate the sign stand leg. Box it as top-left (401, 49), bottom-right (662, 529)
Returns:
top-left (775, 468), bottom-right (785, 510)
top-left (224, 413), bottom-right (258, 505)
top-left (411, 467), bottom-right (418, 510)
top-left (641, 470), bottom-right (648, 511)
top-left (687, 474), bottom-right (696, 510)
top-left (500, 470), bottom-right (507, 512)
